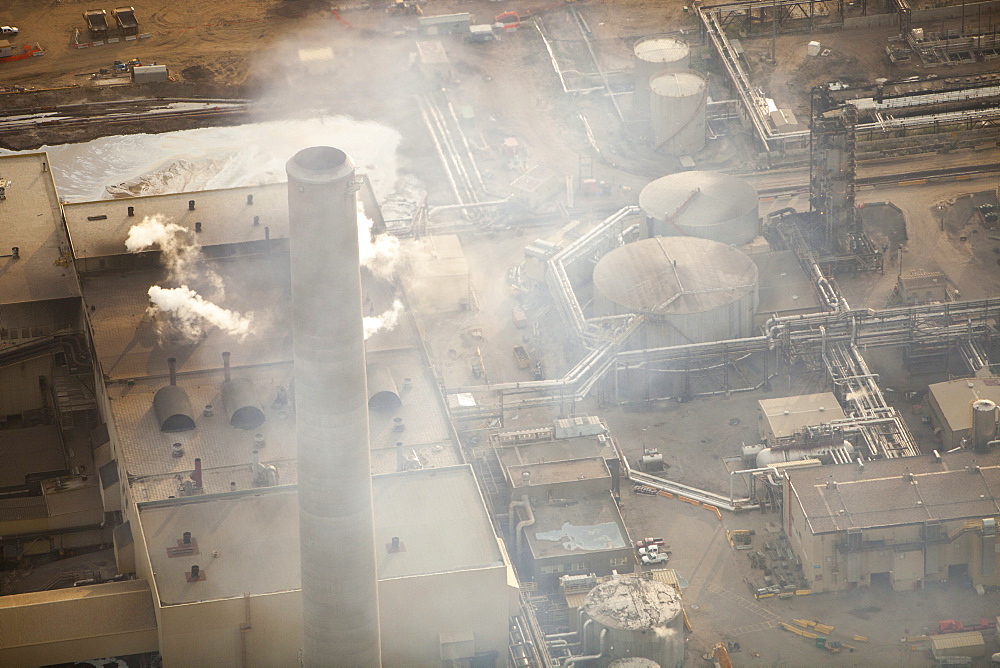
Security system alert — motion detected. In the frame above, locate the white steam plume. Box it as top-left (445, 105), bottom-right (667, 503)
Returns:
top-left (125, 215), bottom-right (187, 253)
top-left (125, 214), bottom-right (226, 297)
top-left (148, 285), bottom-right (253, 341)
top-left (363, 300), bottom-right (404, 340)
top-left (358, 202), bottom-right (401, 280)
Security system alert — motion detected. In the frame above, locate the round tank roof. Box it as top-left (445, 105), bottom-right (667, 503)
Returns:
top-left (594, 237), bottom-right (757, 315)
top-left (583, 577), bottom-right (681, 631)
top-left (649, 70), bottom-right (705, 98)
top-left (609, 659), bottom-right (661, 668)
top-left (634, 37), bottom-right (689, 64)
top-left (639, 171), bottom-right (758, 228)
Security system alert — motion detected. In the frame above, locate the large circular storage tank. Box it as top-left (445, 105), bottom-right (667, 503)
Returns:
top-left (649, 70), bottom-right (707, 156)
top-left (593, 237), bottom-right (758, 349)
top-left (639, 171), bottom-right (759, 245)
top-left (633, 37), bottom-right (690, 116)
top-left (581, 577), bottom-right (684, 667)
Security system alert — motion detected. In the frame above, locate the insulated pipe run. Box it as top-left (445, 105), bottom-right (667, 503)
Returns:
top-left (509, 495), bottom-right (536, 557)
top-left (564, 628), bottom-right (607, 666)
top-left (287, 147), bottom-right (381, 666)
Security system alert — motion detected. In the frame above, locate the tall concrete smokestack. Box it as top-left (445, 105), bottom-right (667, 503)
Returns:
top-left (286, 146), bottom-right (381, 666)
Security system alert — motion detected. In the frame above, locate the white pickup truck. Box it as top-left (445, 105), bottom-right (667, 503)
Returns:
top-left (0, 26), bottom-right (18, 37)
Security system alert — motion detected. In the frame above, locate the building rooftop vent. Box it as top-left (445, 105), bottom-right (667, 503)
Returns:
top-left (153, 357), bottom-right (195, 432)
top-left (220, 352), bottom-right (265, 430)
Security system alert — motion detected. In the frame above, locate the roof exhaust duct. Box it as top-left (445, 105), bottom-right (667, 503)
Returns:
top-left (153, 357), bottom-right (195, 432)
top-left (220, 351), bottom-right (265, 430)
top-left (287, 146), bottom-right (381, 666)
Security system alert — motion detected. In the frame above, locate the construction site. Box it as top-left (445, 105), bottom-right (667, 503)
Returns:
top-left (3, 0), bottom-right (1000, 665)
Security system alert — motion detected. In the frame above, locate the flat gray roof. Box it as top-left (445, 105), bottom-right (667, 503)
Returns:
top-left (789, 449), bottom-right (1000, 534)
top-left (82, 254), bottom-right (293, 382)
top-left (373, 465), bottom-right (504, 579)
top-left (0, 153), bottom-right (81, 305)
top-left (759, 392), bottom-right (845, 439)
top-left (495, 434), bottom-right (616, 471)
top-left (64, 183), bottom-right (289, 259)
top-left (141, 466), bottom-right (503, 603)
top-left (507, 457), bottom-right (609, 488)
top-left (141, 488), bottom-right (301, 605)
top-left (525, 494), bottom-right (630, 560)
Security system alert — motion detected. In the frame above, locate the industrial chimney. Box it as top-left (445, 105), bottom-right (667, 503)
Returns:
top-left (286, 147), bottom-right (381, 666)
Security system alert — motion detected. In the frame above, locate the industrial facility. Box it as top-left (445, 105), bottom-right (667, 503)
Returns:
top-left (3, 0), bottom-right (1000, 665)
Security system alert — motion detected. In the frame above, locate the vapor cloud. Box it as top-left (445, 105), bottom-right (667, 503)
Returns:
top-left (363, 300), bottom-right (403, 340)
top-left (147, 285), bottom-right (254, 340)
top-left (358, 202), bottom-right (401, 279)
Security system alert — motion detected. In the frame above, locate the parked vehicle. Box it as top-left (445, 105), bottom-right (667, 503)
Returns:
top-left (0, 26), bottom-right (18, 37)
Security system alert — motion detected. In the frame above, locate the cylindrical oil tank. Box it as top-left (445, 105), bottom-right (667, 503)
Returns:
top-left (593, 236), bottom-right (758, 349)
top-left (581, 577), bottom-right (684, 667)
top-left (755, 441), bottom-right (855, 468)
top-left (639, 171), bottom-right (759, 245)
top-left (649, 70), bottom-right (707, 155)
top-left (633, 36), bottom-right (690, 116)
top-left (971, 399), bottom-right (997, 452)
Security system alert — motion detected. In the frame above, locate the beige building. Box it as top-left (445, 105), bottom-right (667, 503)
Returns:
top-left (405, 235), bottom-right (472, 313)
top-left (0, 160), bottom-right (517, 667)
top-left (758, 392), bottom-right (845, 443)
top-left (785, 449), bottom-right (1000, 592)
top-left (926, 377), bottom-right (1000, 449)
top-left (133, 467), bottom-right (514, 667)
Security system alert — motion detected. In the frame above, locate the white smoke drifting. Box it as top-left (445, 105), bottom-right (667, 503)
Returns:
top-left (147, 285), bottom-right (253, 340)
top-left (125, 215), bottom-right (225, 296)
top-left (358, 202), bottom-right (401, 280)
top-left (363, 300), bottom-right (403, 340)
top-left (124, 216), bottom-right (187, 253)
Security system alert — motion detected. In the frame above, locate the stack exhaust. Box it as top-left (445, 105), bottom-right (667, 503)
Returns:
top-left (287, 147), bottom-right (381, 666)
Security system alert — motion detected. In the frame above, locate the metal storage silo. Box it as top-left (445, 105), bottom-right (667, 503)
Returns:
top-left (649, 70), bottom-right (707, 155)
top-left (593, 236), bottom-right (758, 349)
top-left (639, 171), bottom-right (759, 245)
top-left (971, 399), bottom-right (997, 452)
top-left (580, 577), bottom-right (684, 667)
top-left (633, 37), bottom-right (690, 116)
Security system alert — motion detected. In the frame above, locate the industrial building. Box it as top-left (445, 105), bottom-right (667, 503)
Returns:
top-left (785, 449), bottom-right (1000, 593)
top-left (0, 149), bottom-right (515, 666)
top-left (926, 378), bottom-right (1000, 450)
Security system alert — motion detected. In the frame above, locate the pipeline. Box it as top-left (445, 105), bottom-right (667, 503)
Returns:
top-left (418, 98), bottom-right (468, 215)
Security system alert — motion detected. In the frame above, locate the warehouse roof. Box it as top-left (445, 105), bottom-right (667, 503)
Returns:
top-left (142, 466), bottom-right (503, 603)
top-left (789, 449), bottom-right (1000, 534)
top-left (0, 578), bottom-right (157, 648)
top-left (0, 152), bottom-right (81, 305)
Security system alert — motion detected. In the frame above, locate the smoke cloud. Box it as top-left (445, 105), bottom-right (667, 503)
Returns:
top-left (363, 300), bottom-right (403, 340)
top-left (358, 202), bottom-right (401, 280)
top-left (125, 215), bottom-right (226, 296)
top-left (126, 215), bottom-right (249, 340)
top-left (147, 285), bottom-right (254, 340)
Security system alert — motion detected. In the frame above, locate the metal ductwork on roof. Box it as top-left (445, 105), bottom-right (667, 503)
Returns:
top-left (367, 365), bottom-right (401, 411)
top-left (153, 357), bottom-right (195, 433)
top-left (220, 351), bottom-right (265, 430)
